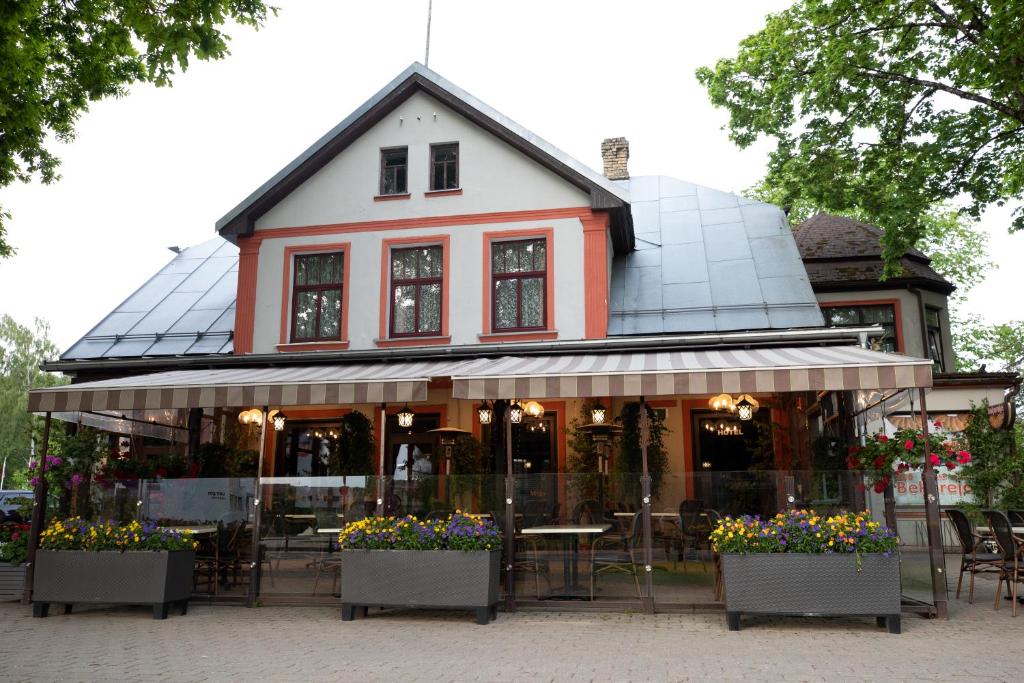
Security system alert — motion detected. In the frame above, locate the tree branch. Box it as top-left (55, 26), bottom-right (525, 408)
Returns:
top-left (857, 66), bottom-right (1022, 122)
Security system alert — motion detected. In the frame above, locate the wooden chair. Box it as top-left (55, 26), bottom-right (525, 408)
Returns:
top-left (492, 510), bottom-right (550, 599)
top-left (945, 509), bottom-right (1001, 603)
top-left (589, 511), bottom-right (643, 601)
top-left (983, 510), bottom-right (1024, 616)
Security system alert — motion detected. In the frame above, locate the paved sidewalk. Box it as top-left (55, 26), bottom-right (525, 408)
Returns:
top-left (1, 596), bottom-right (1022, 681)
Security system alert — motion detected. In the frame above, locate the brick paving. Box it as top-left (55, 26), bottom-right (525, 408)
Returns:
top-left (1, 592), bottom-right (1023, 682)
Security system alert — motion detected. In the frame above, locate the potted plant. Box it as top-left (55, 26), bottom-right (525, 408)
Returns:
top-left (847, 427), bottom-right (971, 494)
top-left (0, 522), bottom-right (30, 601)
top-left (32, 518), bottom-right (197, 619)
top-left (712, 509), bottom-right (902, 633)
top-left (339, 512), bottom-right (502, 624)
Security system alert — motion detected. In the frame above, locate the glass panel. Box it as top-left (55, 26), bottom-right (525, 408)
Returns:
top-left (494, 279), bottom-right (518, 329)
top-left (532, 240), bottom-right (546, 271)
top-left (521, 277), bottom-right (544, 328)
top-left (824, 307), bottom-right (858, 326)
top-left (392, 249), bottom-right (418, 280)
top-left (383, 149), bottom-right (407, 167)
top-left (861, 305), bottom-right (894, 324)
top-left (926, 309), bottom-right (940, 327)
top-left (432, 164), bottom-right (445, 192)
top-left (418, 247), bottom-right (443, 278)
top-left (319, 290), bottom-right (341, 338)
top-left (321, 253), bottom-right (342, 285)
top-left (419, 283), bottom-right (441, 333)
top-left (492, 243), bottom-right (514, 274)
top-left (294, 291), bottom-right (317, 339)
top-left (295, 256), bottom-right (309, 286)
top-left (517, 242), bottom-right (536, 272)
top-left (395, 166), bottom-right (407, 194)
top-left (392, 284), bottom-right (417, 334)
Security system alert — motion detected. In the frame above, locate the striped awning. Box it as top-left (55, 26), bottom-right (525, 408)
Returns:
top-left (451, 346), bottom-right (933, 399)
top-left (28, 362), bottom-right (444, 412)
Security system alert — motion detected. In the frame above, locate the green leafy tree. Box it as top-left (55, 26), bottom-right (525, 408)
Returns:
top-left (0, 0), bottom-right (276, 256)
top-left (697, 1), bottom-right (1024, 274)
top-left (332, 411), bottom-right (375, 477)
top-left (1, 315), bottom-right (66, 487)
top-left (956, 401), bottom-right (1023, 513)
top-left (954, 316), bottom-right (1024, 375)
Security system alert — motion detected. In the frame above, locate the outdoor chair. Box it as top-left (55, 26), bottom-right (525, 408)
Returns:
top-left (674, 499), bottom-right (710, 571)
top-left (982, 510), bottom-right (1024, 616)
top-left (492, 510), bottom-right (550, 599)
top-left (589, 511), bottom-right (643, 601)
top-left (571, 499), bottom-right (604, 525)
top-left (945, 509), bottom-right (1002, 603)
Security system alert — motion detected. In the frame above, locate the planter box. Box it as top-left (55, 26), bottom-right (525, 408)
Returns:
top-left (721, 553), bottom-right (901, 633)
top-left (341, 550), bottom-right (500, 624)
top-left (32, 549), bottom-right (195, 619)
top-left (0, 562), bottom-right (26, 602)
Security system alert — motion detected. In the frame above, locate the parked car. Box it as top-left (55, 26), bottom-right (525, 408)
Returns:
top-left (0, 490), bottom-right (33, 522)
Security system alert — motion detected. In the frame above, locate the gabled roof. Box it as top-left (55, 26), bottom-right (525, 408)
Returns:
top-left (794, 213), bottom-right (953, 294)
top-left (215, 62), bottom-right (634, 252)
top-left (608, 176), bottom-right (824, 335)
top-left (61, 238), bottom-right (237, 361)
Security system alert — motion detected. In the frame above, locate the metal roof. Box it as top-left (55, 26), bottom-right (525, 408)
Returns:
top-left (608, 176), bottom-right (824, 336)
top-left (215, 62), bottom-right (633, 250)
top-left (61, 238), bottom-right (237, 360)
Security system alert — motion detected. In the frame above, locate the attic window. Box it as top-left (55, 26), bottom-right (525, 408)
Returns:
top-left (430, 143), bottom-right (459, 191)
top-left (380, 147), bottom-right (408, 195)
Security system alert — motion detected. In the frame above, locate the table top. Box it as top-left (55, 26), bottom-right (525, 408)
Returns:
top-left (160, 526), bottom-right (218, 536)
top-left (521, 524), bottom-right (612, 535)
top-left (612, 511), bottom-right (679, 518)
top-left (976, 526), bottom-right (1024, 535)
top-left (316, 528), bottom-right (343, 535)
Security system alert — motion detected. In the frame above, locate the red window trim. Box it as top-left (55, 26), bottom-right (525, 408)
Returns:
top-left (389, 245), bottom-right (444, 338)
top-left (377, 235), bottom-right (451, 345)
top-left (279, 243), bottom-right (351, 349)
top-left (481, 228), bottom-right (555, 335)
top-left (489, 236), bottom-right (550, 333)
top-left (819, 299), bottom-right (903, 352)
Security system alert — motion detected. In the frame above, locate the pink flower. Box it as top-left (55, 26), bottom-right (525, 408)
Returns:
top-left (27, 459), bottom-right (37, 470)
top-left (945, 460), bottom-right (956, 470)
top-left (11, 531), bottom-right (20, 541)
top-left (904, 439), bottom-right (915, 451)
top-left (929, 454), bottom-right (941, 466)
top-left (877, 434), bottom-right (889, 442)
top-left (933, 420), bottom-right (943, 428)
top-left (29, 476), bottom-right (39, 487)
top-left (957, 451), bottom-right (971, 465)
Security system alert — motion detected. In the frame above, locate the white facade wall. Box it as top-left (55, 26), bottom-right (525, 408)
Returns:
top-left (254, 91), bottom-right (590, 230)
top-left (246, 90), bottom-right (601, 354)
top-left (251, 217), bottom-right (589, 353)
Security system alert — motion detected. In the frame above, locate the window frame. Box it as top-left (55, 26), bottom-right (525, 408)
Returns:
top-left (429, 142), bottom-right (459, 191)
top-left (388, 245), bottom-right (445, 338)
top-left (819, 301), bottom-right (902, 353)
top-left (379, 146), bottom-right (409, 196)
top-left (925, 307), bottom-right (945, 371)
top-left (289, 250), bottom-right (346, 343)
top-left (279, 243), bottom-right (351, 351)
top-left (490, 238), bottom-right (548, 333)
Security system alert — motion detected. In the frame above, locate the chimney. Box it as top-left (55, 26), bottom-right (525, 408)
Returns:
top-left (601, 137), bottom-right (629, 180)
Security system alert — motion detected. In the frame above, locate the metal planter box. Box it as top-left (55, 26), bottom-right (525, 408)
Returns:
top-left (721, 553), bottom-right (901, 633)
top-left (0, 562), bottom-right (26, 602)
top-left (341, 550), bottom-right (500, 624)
top-left (32, 549), bottom-right (195, 619)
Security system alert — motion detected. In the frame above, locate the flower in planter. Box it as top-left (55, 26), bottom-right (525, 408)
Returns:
top-left (39, 518), bottom-right (198, 552)
top-left (339, 512), bottom-right (502, 552)
top-left (710, 509), bottom-right (898, 556)
top-left (0, 523), bottom-right (32, 565)
top-left (846, 429), bottom-right (971, 489)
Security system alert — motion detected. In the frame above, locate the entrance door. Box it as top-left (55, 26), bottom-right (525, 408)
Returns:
top-left (384, 413), bottom-right (440, 516)
top-left (691, 410), bottom-right (775, 517)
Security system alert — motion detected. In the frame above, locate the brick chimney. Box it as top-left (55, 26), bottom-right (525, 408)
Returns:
top-left (601, 137), bottom-right (629, 180)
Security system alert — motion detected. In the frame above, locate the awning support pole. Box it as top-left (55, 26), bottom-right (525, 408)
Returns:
top-left (247, 406), bottom-right (268, 608)
top-left (504, 404), bottom-right (516, 611)
top-left (918, 388), bottom-right (948, 619)
top-left (638, 400), bottom-right (655, 614)
top-left (377, 403), bottom-right (387, 516)
top-left (22, 412), bottom-right (52, 604)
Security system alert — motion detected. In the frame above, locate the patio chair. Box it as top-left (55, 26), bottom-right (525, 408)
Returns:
top-left (675, 499), bottom-right (710, 571)
top-left (492, 510), bottom-right (550, 599)
top-left (982, 510), bottom-right (1024, 616)
top-left (945, 509), bottom-right (1002, 603)
top-left (589, 511), bottom-right (643, 601)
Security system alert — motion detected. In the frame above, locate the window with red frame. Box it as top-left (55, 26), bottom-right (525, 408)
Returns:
top-left (491, 238), bottom-right (546, 331)
top-left (390, 246), bottom-right (443, 337)
top-left (291, 252), bottom-right (344, 342)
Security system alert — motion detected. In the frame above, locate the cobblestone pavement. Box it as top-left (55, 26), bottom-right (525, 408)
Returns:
top-left (1, 593), bottom-right (1023, 682)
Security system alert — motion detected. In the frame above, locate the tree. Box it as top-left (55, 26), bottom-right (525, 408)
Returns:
top-left (0, 315), bottom-right (67, 486)
top-left (0, 0), bottom-right (276, 257)
top-left (954, 316), bottom-right (1024, 375)
top-left (697, 1), bottom-right (1024, 274)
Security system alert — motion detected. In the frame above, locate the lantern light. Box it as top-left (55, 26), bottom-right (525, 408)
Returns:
top-left (708, 393), bottom-right (735, 412)
top-left (509, 400), bottom-right (524, 424)
top-left (238, 408), bottom-right (264, 426)
top-left (477, 401), bottom-right (493, 425)
top-left (397, 404), bottom-right (415, 429)
top-left (524, 400), bottom-right (545, 419)
top-left (591, 404), bottom-right (607, 425)
top-left (735, 396), bottom-right (754, 421)
top-left (272, 411), bottom-right (288, 431)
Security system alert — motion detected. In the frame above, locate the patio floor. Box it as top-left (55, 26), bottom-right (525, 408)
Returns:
top-left (2, 568), bottom-right (1022, 681)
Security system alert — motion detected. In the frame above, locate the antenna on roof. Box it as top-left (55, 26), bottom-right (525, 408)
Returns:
top-left (424, 0), bottom-right (433, 67)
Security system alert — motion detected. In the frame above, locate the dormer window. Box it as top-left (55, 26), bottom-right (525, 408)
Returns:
top-left (380, 147), bottom-right (408, 195)
top-left (430, 143), bottom-right (459, 191)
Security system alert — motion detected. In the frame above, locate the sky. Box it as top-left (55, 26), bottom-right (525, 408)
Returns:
top-left (0, 0), bottom-right (1020, 353)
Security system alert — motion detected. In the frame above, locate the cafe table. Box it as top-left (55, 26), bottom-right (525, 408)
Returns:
top-left (520, 524), bottom-right (611, 599)
top-left (159, 525), bottom-right (218, 536)
top-left (976, 525), bottom-right (1024, 536)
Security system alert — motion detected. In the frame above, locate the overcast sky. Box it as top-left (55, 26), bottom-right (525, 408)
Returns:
top-left (1, 0), bottom-right (1020, 353)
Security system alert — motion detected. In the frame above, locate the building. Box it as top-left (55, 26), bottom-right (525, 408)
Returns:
top-left (25, 63), bottom-right (1014, 614)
